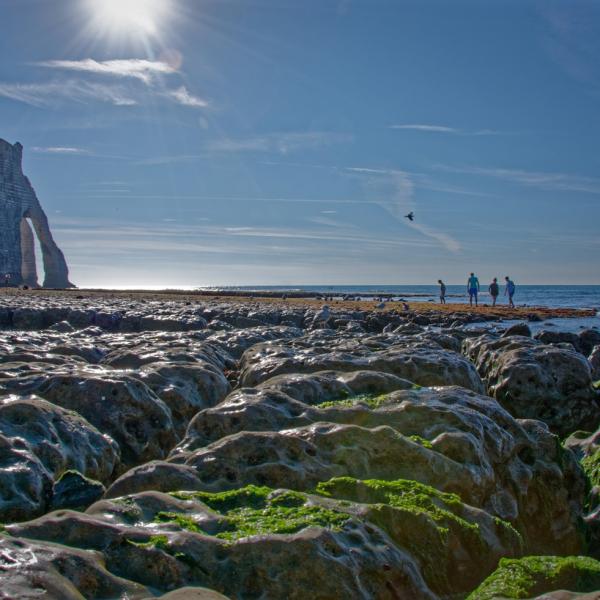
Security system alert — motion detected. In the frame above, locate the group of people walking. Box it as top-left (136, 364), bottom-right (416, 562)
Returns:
top-left (437, 274), bottom-right (516, 308)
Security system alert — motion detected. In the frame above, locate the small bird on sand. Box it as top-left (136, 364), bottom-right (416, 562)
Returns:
top-left (404, 211), bottom-right (414, 221)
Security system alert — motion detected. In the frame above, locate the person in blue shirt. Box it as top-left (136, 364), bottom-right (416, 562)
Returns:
top-left (467, 272), bottom-right (480, 307)
top-left (505, 276), bottom-right (516, 308)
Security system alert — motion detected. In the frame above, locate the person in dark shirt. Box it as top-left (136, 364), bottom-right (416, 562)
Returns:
top-left (505, 276), bottom-right (516, 308)
top-left (438, 279), bottom-right (446, 304)
top-left (489, 278), bottom-right (500, 306)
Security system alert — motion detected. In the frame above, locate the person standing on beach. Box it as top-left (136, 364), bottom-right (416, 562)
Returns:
top-left (467, 272), bottom-right (480, 307)
top-left (438, 280), bottom-right (446, 304)
top-left (505, 276), bottom-right (516, 308)
top-left (489, 277), bottom-right (500, 306)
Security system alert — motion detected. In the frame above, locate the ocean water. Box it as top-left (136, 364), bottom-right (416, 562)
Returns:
top-left (206, 285), bottom-right (600, 310)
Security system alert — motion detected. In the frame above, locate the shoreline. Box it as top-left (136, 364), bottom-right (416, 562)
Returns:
top-left (0, 287), bottom-right (595, 321)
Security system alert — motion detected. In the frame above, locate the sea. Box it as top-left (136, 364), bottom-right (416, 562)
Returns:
top-left (201, 284), bottom-right (600, 333)
top-left (203, 285), bottom-right (600, 310)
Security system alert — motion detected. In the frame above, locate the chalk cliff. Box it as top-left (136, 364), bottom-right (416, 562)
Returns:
top-left (0, 138), bottom-right (73, 287)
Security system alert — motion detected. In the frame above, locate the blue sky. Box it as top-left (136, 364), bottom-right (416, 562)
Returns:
top-left (1, 0), bottom-right (599, 287)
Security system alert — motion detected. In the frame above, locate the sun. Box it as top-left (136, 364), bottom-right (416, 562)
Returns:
top-left (87, 0), bottom-right (171, 38)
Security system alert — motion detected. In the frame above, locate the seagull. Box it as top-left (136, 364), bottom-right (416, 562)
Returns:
top-left (313, 305), bottom-right (331, 323)
top-left (404, 211), bottom-right (414, 221)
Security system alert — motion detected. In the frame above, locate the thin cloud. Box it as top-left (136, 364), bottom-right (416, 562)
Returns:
top-left (35, 59), bottom-right (177, 84)
top-left (207, 132), bottom-right (353, 154)
top-left (391, 124), bottom-right (459, 133)
top-left (349, 167), bottom-right (462, 253)
top-left (32, 146), bottom-right (90, 155)
top-left (346, 167), bottom-right (396, 175)
top-left (390, 124), bottom-right (503, 136)
top-left (209, 137), bottom-right (270, 152)
top-left (134, 154), bottom-right (207, 166)
top-left (0, 80), bottom-right (137, 107)
top-left (346, 167), bottom-right (490, 198)
top-left (538, 4), bottom-right (600, 90)
top-left (54, 219), bottom-right (438, 255)
top-left (439, 164), bottom-right (600, 194)
top-left (409, 222), bottom-right (461, 252)
top-left (0, 79), bottom-right (207, 113)
top-left (165, 86), bottom-right (208, 108)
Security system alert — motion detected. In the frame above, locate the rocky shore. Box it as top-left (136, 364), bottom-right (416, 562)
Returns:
top-left (0, 290), bottom-right (599, 599)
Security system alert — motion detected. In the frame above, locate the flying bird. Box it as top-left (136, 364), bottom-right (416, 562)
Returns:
top-left (404, 211), bottom-right (414, 221)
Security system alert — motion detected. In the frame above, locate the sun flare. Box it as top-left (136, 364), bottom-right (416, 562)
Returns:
top-left (87, 0), bottom-right (171, 37)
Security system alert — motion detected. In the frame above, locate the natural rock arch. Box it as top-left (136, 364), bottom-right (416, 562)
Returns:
top-left (0, 138), bottom-right (73, 288)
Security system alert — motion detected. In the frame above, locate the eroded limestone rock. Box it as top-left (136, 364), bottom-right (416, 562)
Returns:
top-left (0, 139), bottom-right (73, 288)
top-left (240, 336), bottom-right (484, 392)
top-left (5, 480), bottom-right (524, 598)
top-left (113, 376), bottom-right (585, 556)
top-left (0, 295), bottom-right (597, 598)
top-left (0, 535), bottom-right (151, 599)
top-left (0, 367), bottom-right (176, 471)
top-left (0, 395), bottom-right (119, 521)
top-left (464, 335), bottom-right (599, 436)
top-left (136, 361), bottom-right (230, 437)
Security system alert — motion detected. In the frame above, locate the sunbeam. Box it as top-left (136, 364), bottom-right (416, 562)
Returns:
top-left (85, 0), bottom-right (172, 40)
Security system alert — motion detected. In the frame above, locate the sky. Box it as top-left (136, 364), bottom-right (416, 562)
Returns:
top-left (1, 0), bottom-right (599, 287)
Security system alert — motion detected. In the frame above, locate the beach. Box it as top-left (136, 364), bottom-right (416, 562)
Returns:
top-left (2, 286), bottom-right (597, 318)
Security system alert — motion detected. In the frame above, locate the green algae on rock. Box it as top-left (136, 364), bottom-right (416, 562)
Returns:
top-left (128, 534), bottom-right (171, 551)
top-left (408, 435), bottom-right (434, 449)
top-left (170, 486), bottom-right (350, 540)
top-left (467, 555), bottom-right (600, 600)
top-left (167, 476), bottom-right (520, 596)
top-left (315, 477), bottom-right (475, 533)
top-left (318, 477), bottom-right (523, 592)
top-left (314, 476), bottom-right (523, 594)
top-left (316, 392), bottom-right (392, 409)
top-left (582, 449), bottom-right (600, 488)
top-left (57, 479), bottom-right (517, 597)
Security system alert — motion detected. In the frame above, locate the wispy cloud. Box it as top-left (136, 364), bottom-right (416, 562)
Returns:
top-left (32, 146), bottom-right (90, 155)
top-left (164, 86), bottom-right (208, 108)
top-left (538, 4), bottom-right (600, 90)
top-left (391, 124), bottom-right (459, 133)
top-left (2, 58), bottom-right (206, 112)
top-left (347, 167), bottom-right (462, 252)
top-left (207, 132), bottom-right (352, 154)
top-left (346, 167), bottom-right (395, 175)
top-left (0, 80), bottom-right (137, 107)
top-left (134, 154), bottom-right (207, 166)
top-left (35, 59), bottom-right (177, 84)
top-left (261, 162), bottom-right (490, 198)
top-left (209, 138), bottom-right (270, 152)
top-left (390, 124), bottom-right (503, 136)
top-left (439, 164), bottom-right (600, 194)
top-left (53, 219), bottom-right (439, 258)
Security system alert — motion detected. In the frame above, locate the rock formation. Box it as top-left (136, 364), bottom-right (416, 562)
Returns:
top-left (0, 294), bottom-right (599, 598)
top-left (0, 138), bottom-right (73, 287)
